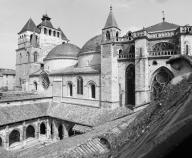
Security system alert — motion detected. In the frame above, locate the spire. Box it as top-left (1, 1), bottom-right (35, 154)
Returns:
top-left (103, 6), bottom-right (120, 30)
top-left (18, 18), bottom-right (39, 34)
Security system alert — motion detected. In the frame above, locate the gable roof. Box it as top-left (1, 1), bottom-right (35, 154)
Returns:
top-left (145, 21), bottom-right (179, 33)
top-left (103, 6), bottom-right (119, 30)
top-left (18, 18), bottom-right (40, 34)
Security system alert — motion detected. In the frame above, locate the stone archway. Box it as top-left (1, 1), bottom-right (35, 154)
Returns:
top-left (9, 129), bottom-right (20, 146)
top-left (58, 124), bottom-right (63, 140)
top-left (26, 125), bottom-right (35, 139)
top-left (40, 122), bottom-right (46, 135)
top-left (125, 64), bottom-right (135, 106)
top-left (151, 67), bottom-right (174, 100)
top-left (0, 137), bottom-right (2, 147)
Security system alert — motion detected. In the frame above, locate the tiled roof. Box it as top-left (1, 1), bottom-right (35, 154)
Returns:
top-left (80, 35), bottom-right (102, 54)
top-left (144, 21), bottom-right (179, 33)
top-left (0, 102), bottom-right (50, 126)
top-left (103, 6), bottom-right (119, 30)
top-left (49, 64), bottom-right (100, 76)
top-left (0, 69), bottom-right (15, 75)
top-left (48, 102), bottom-right (132, 126)
top-left (4, 112), bottom-right (137, 158)
top-left (18, 18), bottom-right (40, 34)
top-left (44, 43), bottom-right (80, 61)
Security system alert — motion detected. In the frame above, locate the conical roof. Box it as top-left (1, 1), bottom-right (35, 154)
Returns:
top-left (39, 14), bottom-right (54, 28)
top-left (18, 18), bottom-right (40, 34)
top-left (103, 6), bottom-right (119, 30)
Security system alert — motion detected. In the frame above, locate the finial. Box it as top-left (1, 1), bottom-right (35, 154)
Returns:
top-left (110, 5), bottom-right (112, 11)
top-left (162, 10), bottom-right (165, 22)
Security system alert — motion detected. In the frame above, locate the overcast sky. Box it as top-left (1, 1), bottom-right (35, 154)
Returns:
top-left (0, 0), bottom-right (192, 69)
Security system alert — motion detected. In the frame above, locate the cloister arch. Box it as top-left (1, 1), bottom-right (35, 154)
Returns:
top-left (0, 137), bottom-right (2, 147)
top-left (40, 122), bottom-right (46, 135)
top-left (125, 64), bottom-right (135, 106)
top-left (9, 129), bottom-right (20, 146)
top-left (58, 124), bottom-right (63, 140)
top-left (26, 125), bottom-right (35, 139)
top-left (150, 67), bottom-right (174, 100)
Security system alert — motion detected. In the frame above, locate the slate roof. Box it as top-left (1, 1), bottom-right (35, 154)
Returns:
top-left (49, 64), bottom-right (100, 76)
top-left (2, 112), bottom-right (138, 158)
top-left (18, 18), bottom-right (40, 34)
top-left (80, 35), bottom-right (102, 54)
top-left (0, 102), bottom-right (50, 126)
top-left (103, 6), bottom-right (119, 30)
top-left (0, 69), bottom-right (15, 76)
top-left (144, 21), bottom-right (179, 33)
top-left (48, 102), bottom-right (132, 126)
top-left (44, 43), bottom-right (80, 61)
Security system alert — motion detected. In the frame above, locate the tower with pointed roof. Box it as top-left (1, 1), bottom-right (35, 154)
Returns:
top-left (16, 15), bottom-right (69, 90)
top-left (101, 6), bottom-right (121, 109)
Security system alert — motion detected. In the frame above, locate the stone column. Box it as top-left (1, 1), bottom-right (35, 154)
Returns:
top-left (63, 123), bottom-right (69, 138)
top-left (22, 122), bottom-right (26, 146)
top-left (46, 119), bottom-right (51, 139)
top-left (4, 126), bottom-right (9, 149)
top-left (36, 120), bottom-right (40, 139)
top-left (53, 120), bottom-right (59, 140)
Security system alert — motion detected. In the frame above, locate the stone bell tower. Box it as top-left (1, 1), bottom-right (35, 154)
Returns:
top-left (101, 6), bottom-right (121, 109)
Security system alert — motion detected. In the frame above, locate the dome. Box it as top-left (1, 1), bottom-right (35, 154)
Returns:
top-left (44, 43), bottom-right (80, 61)
top-left (80, 35), bottom-right (102, 55)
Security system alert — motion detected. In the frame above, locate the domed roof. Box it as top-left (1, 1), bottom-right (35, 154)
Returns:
top-left (44, 43), bottom-right (80, 60)
top-left (80, 35), bottom-right (102, 55)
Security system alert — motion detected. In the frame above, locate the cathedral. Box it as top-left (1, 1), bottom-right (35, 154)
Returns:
top-left (16, 6), bottom-right (192, 109)
top-left (0, 5), bottom-right (191, 156)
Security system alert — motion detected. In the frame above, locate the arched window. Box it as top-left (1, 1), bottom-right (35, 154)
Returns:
top-left (0, 137), bottom-right (2, 147)
top-left (57, 32), bottom-right (60, 38)
top-left (89, 83), bottom-right (96, 99)
top-left (106, 31), bottom-right (110, 40)
top-left (67, 82), bottom-right (73, 96)
top-left (34, 81), bottom-right (37, 90)
top-left (77, 77), bottom-right (83, 95)
top-left (119, 49), bottom-right (122, 55)
top-left (49, 29), bottom-right (52, 36)
top-left (9, 129), bottom-right (20, 146)
top-left (26, 125), bottom-right (35, 139)
top-left (151, 67), bottom-right (173, 100)
top-left (53, 31), bottom-right (56, 36)
top-left (186, 44), bottom-right (189, 55)
top-left (40, 122), bottom-right (46, 135)
top-left (34, 52), bottom-right (38, 62)
top-left (152, 42), bottom-right (174, 51)
top-left (27, 52), bottom-right (30, 62)
top-left (30, 34), bottom-right (33, 42)
top-left (125, 64), bottom-right (135, 106)
top-left (116, 32), bottom-right (119, 41)
top-left (58, 124), bottom-right (63, 140)
top-left (44, 28), bottom-right (47, 34)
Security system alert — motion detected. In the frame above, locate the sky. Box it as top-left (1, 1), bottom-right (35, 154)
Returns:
top-left (0, 0), bottom-right (192, 69)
